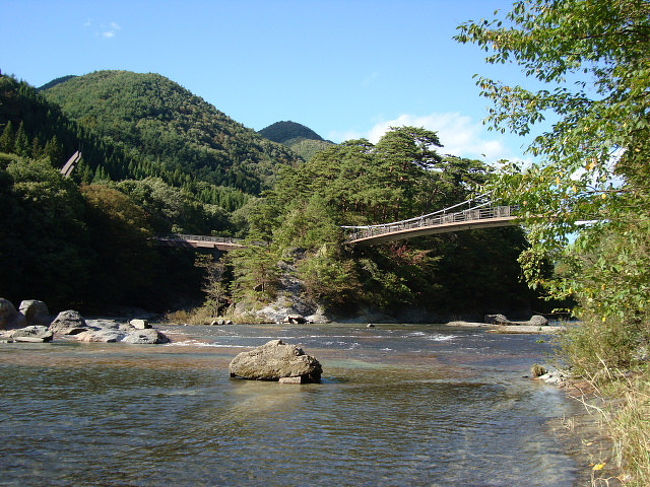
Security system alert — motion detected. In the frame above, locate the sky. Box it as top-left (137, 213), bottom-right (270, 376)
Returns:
top-left (1, 0), bottom-right (538, 163)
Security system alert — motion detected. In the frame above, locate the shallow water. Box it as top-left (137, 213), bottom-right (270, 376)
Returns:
top-left (0, 323), bottom-right (581, 486)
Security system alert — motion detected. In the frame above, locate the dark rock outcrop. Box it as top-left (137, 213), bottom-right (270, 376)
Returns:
top-left (229, 339), bottom-right (322, 383)
top-left (0, 298), bottom-right (26, 330)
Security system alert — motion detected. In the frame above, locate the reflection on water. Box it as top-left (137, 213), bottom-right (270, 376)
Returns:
top-left (0, 323), bottom-right (579, 486)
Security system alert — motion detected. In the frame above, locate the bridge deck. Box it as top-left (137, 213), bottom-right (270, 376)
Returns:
top-left (156, 234), bottom-right (245, 251)
top-left (347, 215), bottom-right (517, 245)
top-left (343, 205), bottom-right (517, 245)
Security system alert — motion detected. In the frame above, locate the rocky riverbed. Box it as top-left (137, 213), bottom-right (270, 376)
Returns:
top-left (0, 298), bottom-right (170, 344)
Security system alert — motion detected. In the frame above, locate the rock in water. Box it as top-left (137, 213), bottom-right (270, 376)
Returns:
top-left (484, 313), bottom-right (510, 325)
top-left (121, 328), bottom-right (170, 344)
top-left (75, 329), bottom-right (126, 343)
top-left (8, 325), bottom-right (53, 342)
top-left (18, 300), bottom-right (50, 326)
top-left (0, 298), bottom-right (26, 330)
top-left (49, 310), bottom-right (88, 335)
top-left (229, 339), bottom-right (322, 383)
top-left (129, 319), bottom-right (151, 329)
top-left (528, 315), bottom-right (549, 326)
top-left (530, 364), bottom-right (547, 377)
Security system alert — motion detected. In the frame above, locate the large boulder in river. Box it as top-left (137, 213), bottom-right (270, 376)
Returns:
top-left (49, 310), bottom-right (88, 335)
top-left (0, 298), bottom-right (26, 330)
top-left (19, 300), bottom-right (50, 326)
top-left (229, 339), bottom-right (322, 383)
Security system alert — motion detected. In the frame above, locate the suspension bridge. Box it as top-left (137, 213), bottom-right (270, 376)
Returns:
top-left (157, 192), bottom-right (517, 250)
top-left (341, 192), bottom-right (517, 245)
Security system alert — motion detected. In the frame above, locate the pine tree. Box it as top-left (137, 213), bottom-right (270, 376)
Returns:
top-left (43, 135), bottom-right (65, 165)
top-left (14, 121), bottom-right (30, 157)
top-left (0, 121), bottom-right (15, 153)
top-left (92, 165), bottom-right (110, 183)
top-left (31, 136), bottom-right (43, 158)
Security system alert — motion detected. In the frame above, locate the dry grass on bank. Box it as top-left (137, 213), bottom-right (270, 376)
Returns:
top-left (603, 372), bottom-right (650, 486)
top-left (567, 369), bottom-right (650, 487)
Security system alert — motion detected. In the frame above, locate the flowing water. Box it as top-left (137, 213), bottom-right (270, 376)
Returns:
top-left (0, 323), bottom-right (582, 486)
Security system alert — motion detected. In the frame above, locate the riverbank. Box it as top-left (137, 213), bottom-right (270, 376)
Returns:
top-left (534, 365), bottom-right (649, 486)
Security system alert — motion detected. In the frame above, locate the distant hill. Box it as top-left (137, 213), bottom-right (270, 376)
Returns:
top-left (259, 121), bottom-right (325, 144)
top-left (37, 75), bottom-right (77, 91)
top-left (43, 70), bottom-right (301, 194)
top-left (259, 120), bottom-right (334, 160)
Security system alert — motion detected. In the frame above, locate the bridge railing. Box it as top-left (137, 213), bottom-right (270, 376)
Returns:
top-left (343, 205), bottom-right (514, 242)
top-left (157, 234), bottom-right (244, 246)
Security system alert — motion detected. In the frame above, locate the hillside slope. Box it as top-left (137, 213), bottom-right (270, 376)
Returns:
top-left (43, 70), bottom-right (301, 194)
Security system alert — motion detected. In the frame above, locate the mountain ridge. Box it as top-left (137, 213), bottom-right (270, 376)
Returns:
top-left (42, 70), bottom-right (302, 194)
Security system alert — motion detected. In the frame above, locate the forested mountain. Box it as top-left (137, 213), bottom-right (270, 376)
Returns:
top-left (43, 70), bottom-right (301, 194)
top-left (259, 120), bottom-right (334, 161)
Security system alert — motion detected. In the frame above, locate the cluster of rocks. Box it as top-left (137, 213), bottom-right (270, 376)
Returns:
top-left (484, 313), bottom-right (550, 326)
top-left (208, 318), bottom-right (234, 326)
top-left (229, 339), bottom-right (322, 384)
top-left (0, 298), bottom-right (169, 344)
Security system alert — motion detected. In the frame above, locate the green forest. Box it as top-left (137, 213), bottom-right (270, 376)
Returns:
top-left (0, 71), bottom-right (540, 319)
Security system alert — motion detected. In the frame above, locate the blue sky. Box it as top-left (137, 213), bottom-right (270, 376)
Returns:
top-left (1, 0), bottom-right (536, 162)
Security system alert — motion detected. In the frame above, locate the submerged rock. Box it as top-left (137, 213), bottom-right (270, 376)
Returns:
top-left (229, 339), bottom-right (322, 383)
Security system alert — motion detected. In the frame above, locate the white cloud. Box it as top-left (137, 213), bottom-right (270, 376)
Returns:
top-left (326, 129), bottom-right (364, 142)
top-left (369, 113), bottom-right (512, 160)
top-left (329, 112), bottom-right (530, 164)
top-left (98, 21), bottom-right (121, 39)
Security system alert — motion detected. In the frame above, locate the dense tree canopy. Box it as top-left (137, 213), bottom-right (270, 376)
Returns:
top-left (231, 127), bottom-right (537, 316)
top-left (456, 0), bottom-right (649, 371)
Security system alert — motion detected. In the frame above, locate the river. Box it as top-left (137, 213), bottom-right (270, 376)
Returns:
top-left (0, 323), bottom-right (583, 486)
